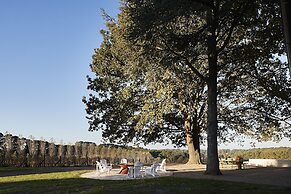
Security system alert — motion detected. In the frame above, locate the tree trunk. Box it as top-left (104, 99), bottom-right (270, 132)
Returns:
top-left (185, 115), bottom-right (201, 164)
top-left (205, 8), bottom-right (222, 175)
top-left (280, 0), bottom-right (291, 73)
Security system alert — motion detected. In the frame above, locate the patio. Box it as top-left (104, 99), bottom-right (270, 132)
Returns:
top-left (80, 163), bottom-right (208, 180)
top-left (80, 168), bottom-right (173, 180)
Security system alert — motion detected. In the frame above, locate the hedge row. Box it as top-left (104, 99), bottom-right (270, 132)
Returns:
top-left (0, 133), bottom-right (153, 167)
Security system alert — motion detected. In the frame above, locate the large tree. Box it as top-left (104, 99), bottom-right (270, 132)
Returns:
top-left (84, 0), bottom-right (290, 174)
top-left (83, 17), bottom-right (207, 164)
top-left (117, 0), bottom-right (288, 175)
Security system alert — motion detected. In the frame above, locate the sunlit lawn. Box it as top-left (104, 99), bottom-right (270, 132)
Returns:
top-left (1, 169), bottom-right (291, 194)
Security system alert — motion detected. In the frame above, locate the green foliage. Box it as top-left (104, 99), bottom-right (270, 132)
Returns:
top-left (113, 0), bottom-right (291, 174)
top-left (218, 1), bottom-right (291, 142)
top-left (84, 0), bottom-right (290, 174)
top-left (219, 147), bottom-right (291, 159)
top-left (83, 7), bottom-right (208, 149)
top-left (150, 149), bottom-right (189, 163)
top-left (122, 0), bottom-right (291, 143)
top-left (0, 134), bottom-right (154, 167)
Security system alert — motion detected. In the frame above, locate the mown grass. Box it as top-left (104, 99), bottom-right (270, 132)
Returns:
top-left (0, 167), bottom-right (49, 172)
top-left (0, 170), bottom-right (290, 194)
top-left (0, 166), bottom-right (92, 173)
top-left (0, 170), bottom-right (91, 183)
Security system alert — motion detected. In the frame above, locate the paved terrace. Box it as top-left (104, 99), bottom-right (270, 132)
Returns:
top-left (80, 168), bottom-right (173, 180)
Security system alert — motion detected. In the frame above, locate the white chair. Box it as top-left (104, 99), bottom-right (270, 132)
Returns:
top-left (144, 162), bottom-right (160, 177)
top-left (157, 159), bottom-right (166, 172)
top-left (128, 161), bottom-right (144, 178)
top-left (96, 159), bottom-right (112, 175)
top-left (100, 159), bottom-right (110, 166)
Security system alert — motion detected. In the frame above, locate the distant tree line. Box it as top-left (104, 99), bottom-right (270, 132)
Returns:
top-left (0, 133), bottom-right (154, 167)
top-left (219, 148), bottom-right (291, 160)
top-left (150, 149), bottom-right (189, 164)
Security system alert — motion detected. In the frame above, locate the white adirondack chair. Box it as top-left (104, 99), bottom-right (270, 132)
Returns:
top-left (128, 161), bottom-right (143, 178)
top-left (96, 159), bottom-right (112, 175)
top-left (144, 162), bottom-right (160, 177)
top-left (157, 159), bottom-right (166, 172)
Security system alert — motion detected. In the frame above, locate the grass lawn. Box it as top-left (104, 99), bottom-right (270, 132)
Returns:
top-left (0, 167), bottom-right (44, 172)
top-left (0, 169), bottom-right (291, 194)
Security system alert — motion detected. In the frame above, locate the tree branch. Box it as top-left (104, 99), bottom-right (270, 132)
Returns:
top-left (193, 0), bottom-right (215, 10)
top-left (159, 35), bottom-right (207, 82)
top-left (184, 59), bottom-right (207, 82)
top-left (251, 67), bottom-right (291, 104)
top-left (217, 1), bottom-right (252, 54)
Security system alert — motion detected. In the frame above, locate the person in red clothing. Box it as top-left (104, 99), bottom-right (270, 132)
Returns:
top-left (119, 163), bottom-right (129, 174)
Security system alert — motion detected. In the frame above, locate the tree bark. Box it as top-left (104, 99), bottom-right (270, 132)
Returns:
top-left (205, 7), bottom-right (222, 175)
top-left (185, 115), bottom-right (202, 164)
top-left (280, 0), bottom-right (291, 73)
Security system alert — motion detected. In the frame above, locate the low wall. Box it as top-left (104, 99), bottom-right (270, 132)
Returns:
top-left (248, 159), bottom-right (291, 167)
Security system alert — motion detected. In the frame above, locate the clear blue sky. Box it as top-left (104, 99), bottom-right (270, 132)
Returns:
top-left (0, 0), bottom-right (289, 149)
top-left (0, 0), bottom-right (120, 144)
